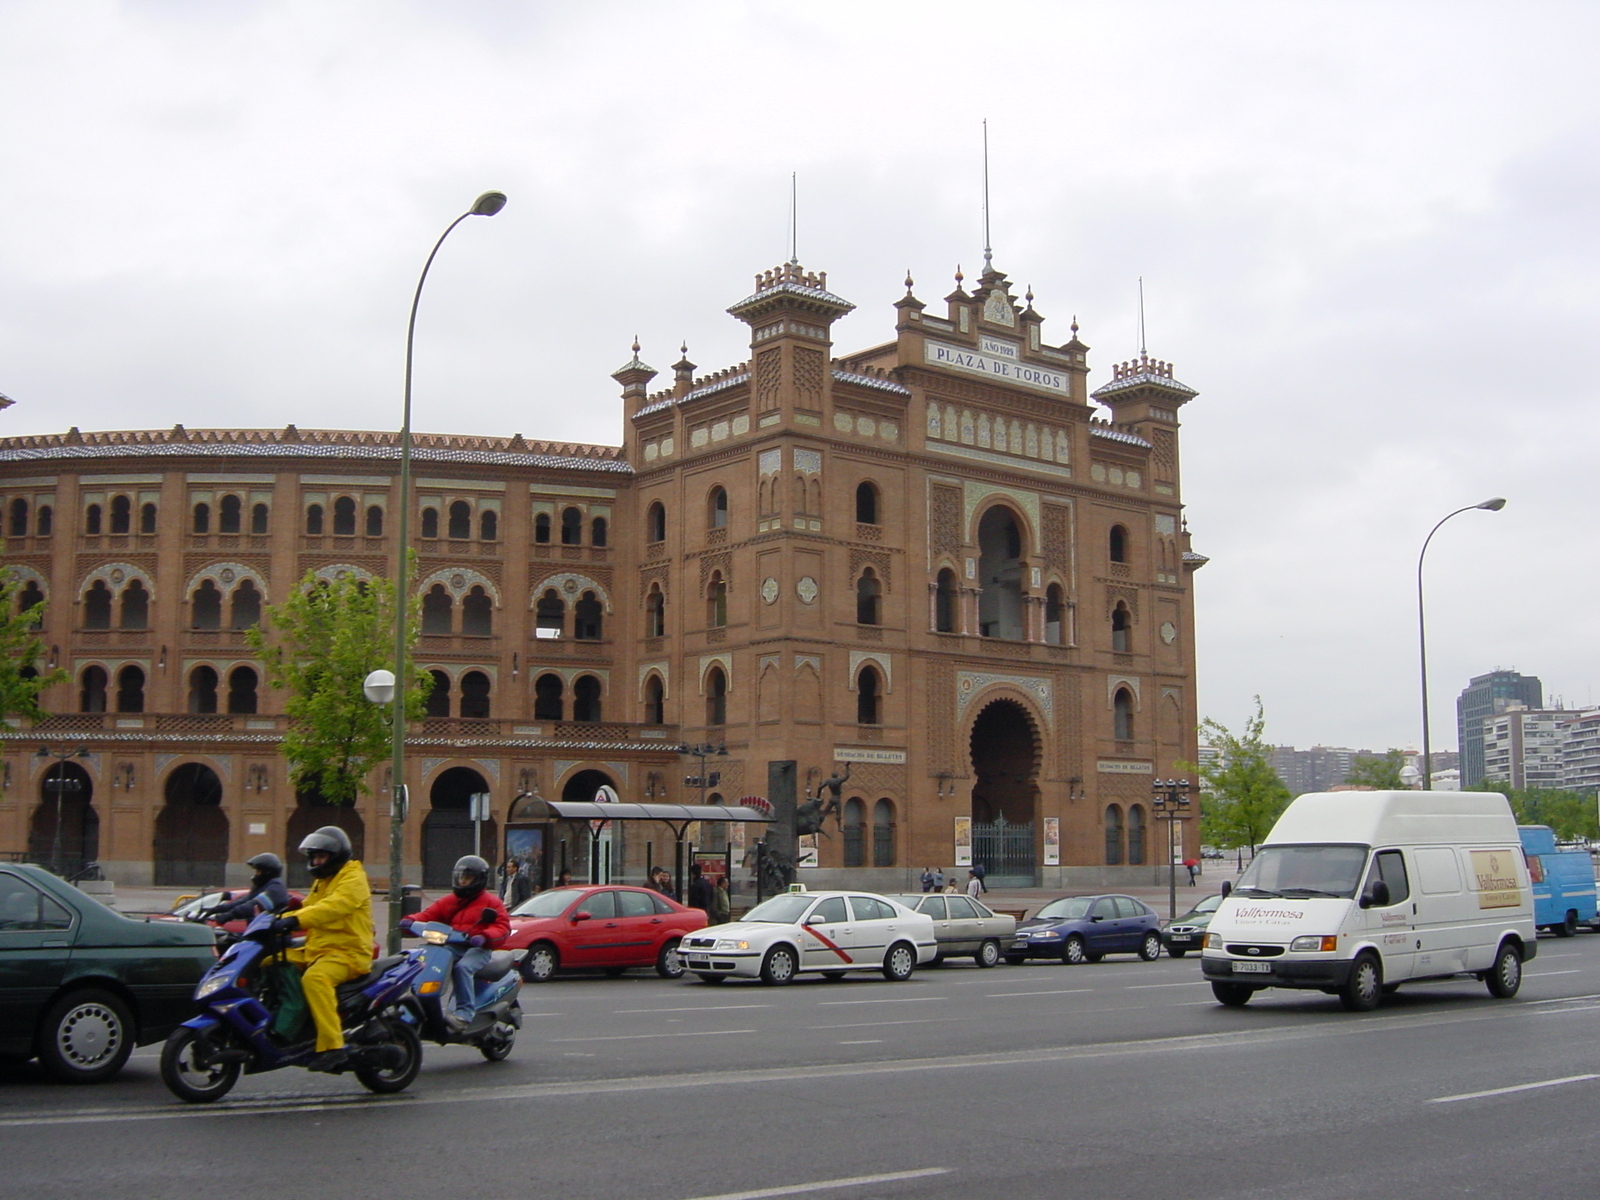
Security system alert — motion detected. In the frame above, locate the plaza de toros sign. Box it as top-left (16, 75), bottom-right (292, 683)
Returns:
top-left (924, 339), bottom-right (1070, 396)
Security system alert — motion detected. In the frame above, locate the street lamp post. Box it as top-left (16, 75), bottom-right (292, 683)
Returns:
top-left (1151, 778), bottom-right (1192, 920)
top-left (382, 191), bottom-right (506, 954)
top-left (1416, 498), bottom-right (1506, 791)
top-left (679, 741), bottom-right (727, 806)
top-left (36, 746), bottom-right (88, 876)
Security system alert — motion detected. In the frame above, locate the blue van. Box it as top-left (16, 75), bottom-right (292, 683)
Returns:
top-left (1518, 825), bottom-right (1598, 936)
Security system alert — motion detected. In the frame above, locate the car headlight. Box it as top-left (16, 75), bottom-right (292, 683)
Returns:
top-left (714, 939), bottom-right (749, 951)
top-left (1033, 930), bottom-right (1061, 939)
top-left (1205, 931), bottom-right (1227, 950)
top-left (195, 974), bottom-right (230, 998)
top-left (1289, 935), bottom-right (1338, 952)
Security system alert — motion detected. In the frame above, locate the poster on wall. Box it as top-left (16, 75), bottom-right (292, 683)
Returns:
top-left (797, 834), bottom-right (819, 868)
top-left (504, 827), bottom-right (545, 885)
top-left (953, 817), bottom-right (972, 867)
top-left (1043, 817), bottom-right (1061, 866)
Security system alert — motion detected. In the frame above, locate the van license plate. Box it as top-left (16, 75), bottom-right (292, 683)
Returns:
top-left (1232, 961), bottom-right (1272, 974)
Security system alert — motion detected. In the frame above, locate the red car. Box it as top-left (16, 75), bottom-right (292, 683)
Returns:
top-left (506, 885), bottom-right (708, 982)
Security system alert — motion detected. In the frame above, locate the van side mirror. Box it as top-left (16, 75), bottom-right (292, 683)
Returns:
top-left (1219, 881), bottom-right (1232, 900)
top-left (1359, 880), bottom-right (1391, 910)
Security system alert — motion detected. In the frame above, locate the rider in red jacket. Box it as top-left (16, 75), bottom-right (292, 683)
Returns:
top-left (400, 856), bottom-right (510, 1026)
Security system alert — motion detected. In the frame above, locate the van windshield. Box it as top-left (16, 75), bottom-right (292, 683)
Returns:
top-left (1234, 844), bottom-right (1368, 899)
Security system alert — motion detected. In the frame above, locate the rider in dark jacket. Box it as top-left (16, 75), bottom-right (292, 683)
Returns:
top-left (212, 853), bottom-right (291, 923)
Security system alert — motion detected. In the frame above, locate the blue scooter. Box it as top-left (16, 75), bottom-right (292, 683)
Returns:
top-left (398, 920), bottom-right (523, 1061)
top-left (159, 910), bottom-right (425, 1102)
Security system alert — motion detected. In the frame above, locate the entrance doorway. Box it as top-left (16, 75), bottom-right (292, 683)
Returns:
top-left (422, 767), bottom-right (495, 888)
top-left (968, 699), bottom-right (1040, 885)
top-left (28, 762), bottom-right (98, 876)
top-left (153, 762), bottom-right (228, 886)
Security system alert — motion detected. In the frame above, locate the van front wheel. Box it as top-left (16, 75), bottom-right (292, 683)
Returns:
top-left (1211, 981), bottom-right (1253, 1007)
top-left (1485, 942), bottom-right (1522, 999)
top-left (1339, 953), bottom-right (1383, 1012)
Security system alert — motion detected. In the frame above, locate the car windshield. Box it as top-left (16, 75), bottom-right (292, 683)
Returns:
top-left (1034, 897), bottom-right (1093, 920)
top-left (511, 888), bottom-right (586, 918)
top-left (1192, 894), bottom-right (1223, 914)
top-left (172, 891), bottom-right (226, 918)
top-left (1234, 844), bottom-right (1369, 898)
top-left (742, 894), bottom-right (817, 923)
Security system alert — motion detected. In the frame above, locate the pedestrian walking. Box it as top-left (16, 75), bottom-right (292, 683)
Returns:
top-left (710, 874), bottom-right (731, 925)
top-left (920, 867), bottom-right (937, 893)
top-left (1184, 857), bottom-right (1199, 886)
top-left (972, 862), bottom-right (988, 893)
top-left (687, 863), bottom-right (714, 916)
top-left (931, 867), bottom-right (946, 891)
top-left (965, 869), bottom-right (983, 899)
top-left (502, 858), bottom-right (533, 909)
top-left (651, 866), bottom-right (674, 897)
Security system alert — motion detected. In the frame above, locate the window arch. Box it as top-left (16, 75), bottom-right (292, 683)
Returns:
top-left (572, 675), bottom-right (602, 723)
top-left (140, 502), bottom-right (158, 534)
top-left (80, 665), bottom-right (108, 713)
top-left (591, 516), bottom-right (607, 547)
top-left (1045, 584), bottom-right (1066, 645)
top-left (934, 568), bottom-right (958, 633)
top-left (478, 510), bottom-right (497, 542)
top-left (706, 571), bottom-right (727, 628)
top-left (227, 666), bottom-right (258, 714)
top-left (708, 487), bottom-right (728, 530)
top-left (1111, 602), bottom-right (1131, 653)
top-left (705, 666), bottom-right (727, 726)
top-left (187, 665), bottom-right (218, 714)
top-left (36, 505), bottom-right (52, 536)
top-left (646, 502), bottom-right (666, 544)
top-left (116, 665), bottom-right (145, 713)
top-left (8, 497), bottom-right (26, 537)
top-left (460, 671), bottom-right (491, 719)
top-left (872, 798), bottom-right (896, 867)
top-left (1109, 524), bottom-right (1128, 564)
top-left (533, 673), bottom-right (564, 721)
top-left (191, 580), bottom-right (223, 629)
top-left (843, 798), bottom-right (865, 868)
top-left (229, 579), bottom-right (261, 630)
top-left (119, 580), bottom-right (149, 630)
top-left (424, 670), bottom-right (451, 718)
top-left (108, 495), bottom-right (131, 534)
top-left (855, 481), bottom-right (879, 525)
top-left (560, 507), bottom-right (583, 546)
top-left (17, 580), bottom-right (44, 624)
top-left (420, 507), bottom-right (440, 539)
top-left (219, 495), bottom-right (243, 534)
top-left (365, 505), bottom-right (384, 537)
top-left (1105, 804), bottom-right (1124, 865)
top-left (1113, 687), bottom-right (1134, 741)
top-left (856, 569), bottom-right (881, 626)
top-left (856, 665), bottom-right (881, 725)
top-left (192, 502), bottom-right (211, 534)
top-left (421, 584), bottom-right (453, 635)
top-left (976, 505), bottom-right (1026, 640)
top-left (1127, 804), bottom-right (1147, 866)
top-left (461, 586), bottom-right (492, 637)
top-left (533, 512), bottom-right (551, 544)
top-left (646, 585), bottom-right (665, 638)
top-left (535, 589), bottom-right (565, 639)
top-left (448, 501), bottom-right (471, 540)
top-left (643, 675), bottom-right (665, 724)
top-left (251, 503), bottom-right (269, 534)
top-left (304, 503), bottom-right (323, 535)
top-left (85, 503), bottom-right (102, 535)
top-left (573, 590), bottom-right (602, 641)
top-left (84, 580), bottom-right (113, 629)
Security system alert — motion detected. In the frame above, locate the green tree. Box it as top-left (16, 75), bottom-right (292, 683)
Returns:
top-left (248, 568), bottom-right (430, 805)
top-left (1345, 749), bottom-right (1407, 790)
top-left (0, 555), bottom-right (67, 728)
top-left (1471, 781), bottom-right (1599, 841)
top-left (1182, 696), bottom-right (1292, 850)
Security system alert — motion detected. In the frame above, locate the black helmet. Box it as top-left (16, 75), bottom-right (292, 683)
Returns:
top-left (452, 854), bottom-right (490, 900)
top-left (299, 826), bottom-right (352, 879)
top-left (246, 852), bottom-right (283, 879)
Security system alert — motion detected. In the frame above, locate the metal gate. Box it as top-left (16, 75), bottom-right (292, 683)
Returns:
top-left (972, 816), bottom-right (1035, 887)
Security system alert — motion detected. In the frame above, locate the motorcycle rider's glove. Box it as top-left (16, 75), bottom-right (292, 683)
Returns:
top-left (468, 934), bottom-right (487, 948)
top-left (398, 920), bottom-right (415, 936)
top-left (269, 915), bottom-right (299, 934)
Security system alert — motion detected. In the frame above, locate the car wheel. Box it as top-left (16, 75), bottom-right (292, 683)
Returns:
top-left (1557, 911), bottom-right (1579, 938)
top-left (694, 973), bottom-right (726, 984)
top-left (355, 1022), bottom-right (423, 1094)
top-left (159, 1026), bottom-right (241, 1103)
top-left (1339, 952), bottom-right (1383, 1012)
top-left (822, 971), bottom-right (847, 981)
top-left (1485, 941), bottom-right (1523, 999)
top-left (882, 942), bottom-right (917, 982)
top-left (760, 945), bottom-right (798, 986)
top-left (1168, 948), bottom-right (1188, 958)
top-left (1004, 954), bottom-right (1027, 966)
top-left (975, 939), bottom-right (1001, 968)
top-left (519, 942), bottom-right (558, 983)
top-left (1139, 931), bottom-right (1162, 961)
top-left (38, 988), bottom-right (134, 1084)
top-left (655, 938), bottom-right (686, 979)
top-left (1062, 934), bottom-right (1088, 965)
top-left (1211, 981), bottom-right (1254, 1007)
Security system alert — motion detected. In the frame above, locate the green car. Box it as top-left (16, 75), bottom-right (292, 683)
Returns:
top-left (1160, 893), bottom-right (1223, 958)
top-left (0, 863), bottom-right (217, 1083)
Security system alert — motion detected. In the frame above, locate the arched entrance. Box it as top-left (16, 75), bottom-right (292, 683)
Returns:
top-left (562, 768), bottom-right (619, 884)
top-left (153, 762), bottom-right (228, 886)
top-left (285, 782), bottom-right (367, 888)
top-left (28, 761), bottom-right (98, 876)
top-left (422, 767), bottom-right (496, 888)
top-left (968, 699), bottom-right (1040, 886)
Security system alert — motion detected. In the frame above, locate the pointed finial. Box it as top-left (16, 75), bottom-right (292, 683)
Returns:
top-left (631, 335), bottom-right (641, 356)
top-left (905, 270), bottom-right (915, 294)
top-left (954, 265), bottom-right (964, 285)
top-left (680, 341), bottom-right (688, 355)
top-left (1025, 286), bottom-right (1034, 305)
top-left (1071, 315), bottom-right (1079, 334)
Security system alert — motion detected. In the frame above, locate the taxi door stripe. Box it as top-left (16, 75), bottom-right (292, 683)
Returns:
top-left (801, 926), bottom-right (854, 963)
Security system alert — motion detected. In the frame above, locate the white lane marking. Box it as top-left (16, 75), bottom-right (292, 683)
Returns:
top-left (983, 988), bottom-right (1092, 998)
top-left (1526, 1004), bottom-right (1600, 1016)
top-left (824, 1018), bottom-right (962, 1030)
top-left (680, 1167), bottom-right (951, 1200)
top-left (1124, 981), bottom-right (1204, 989)
top-left (613, 1004), bottom-right (772, 1014)
top-left (554, 1029), bottom-right (758, 1043)
top-left (1533, 970), bottom-right (1581, 977)
top-left (839, 1040), bottom-right (883, 1045)
top-left (1431, 1074), bottom-right (1600, 1104)
top-left (818, 996), bottom-right (947, 1006)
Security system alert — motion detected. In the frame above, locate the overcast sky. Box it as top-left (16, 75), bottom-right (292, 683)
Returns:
top-left (2, 2), bottom-right (1596, 754)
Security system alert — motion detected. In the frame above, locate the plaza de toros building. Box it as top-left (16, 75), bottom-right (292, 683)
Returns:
top-left (0, 256), bottom-right (1205, 892)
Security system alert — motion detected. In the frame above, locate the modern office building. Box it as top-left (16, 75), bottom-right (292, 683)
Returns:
top-left (1457, 670), bottom-right (1543, 788)
top-left (1480, 706), bottom-right (1566, 791)
top-left (0, 257), bottom-right (1205, 890)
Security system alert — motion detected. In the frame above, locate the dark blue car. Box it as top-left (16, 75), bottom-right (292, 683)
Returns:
top-left (1004, 893), bottom-right (1163, 965)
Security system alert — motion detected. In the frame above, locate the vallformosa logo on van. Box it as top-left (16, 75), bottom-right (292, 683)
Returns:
top-left (1470, 850), bottom-right (1524, 910)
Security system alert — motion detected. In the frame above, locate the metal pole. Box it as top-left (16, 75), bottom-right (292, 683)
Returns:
top-left (51, 755), bottom-right (65, 876)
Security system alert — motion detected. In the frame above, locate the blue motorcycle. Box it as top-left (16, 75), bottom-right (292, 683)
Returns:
top-left (159, 910), bottom-right (424, 1102)
top-left (398, 921), bottom-right (523, 1061)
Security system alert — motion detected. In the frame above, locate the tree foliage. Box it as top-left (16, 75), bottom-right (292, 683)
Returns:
top-left (1183, 696), bottom-right (1292, 850)
top-left (1345, 749), bottom-right (1407, 791)
top-left (248, 568), bottom-right (429, 806)
top-left (0, 554), bottom-right (67, 735)
top-left (1470, 781), bottom-right (1599, 841)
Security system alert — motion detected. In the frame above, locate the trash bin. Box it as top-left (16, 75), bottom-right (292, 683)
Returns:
top-left (401, 883), bottom-right (423, 918)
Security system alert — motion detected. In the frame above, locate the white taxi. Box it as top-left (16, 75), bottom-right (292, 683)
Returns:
top-left (679, 888), bottom-right (939, 985)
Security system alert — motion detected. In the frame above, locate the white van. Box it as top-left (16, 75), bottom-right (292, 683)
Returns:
top-left (1201, 791), bottom-right (1535, 1011)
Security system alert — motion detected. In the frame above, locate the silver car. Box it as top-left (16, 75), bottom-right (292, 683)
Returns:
top-left (885, 894), bottom-right (1017, 967)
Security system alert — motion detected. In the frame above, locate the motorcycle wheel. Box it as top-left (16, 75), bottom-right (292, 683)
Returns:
top-left (160, 1027), bottom-right (242, 1104)
top-left (479, 1021), bottom-right (516, 1062)
top-left (355, 1022), bottom-right (422, 1094)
